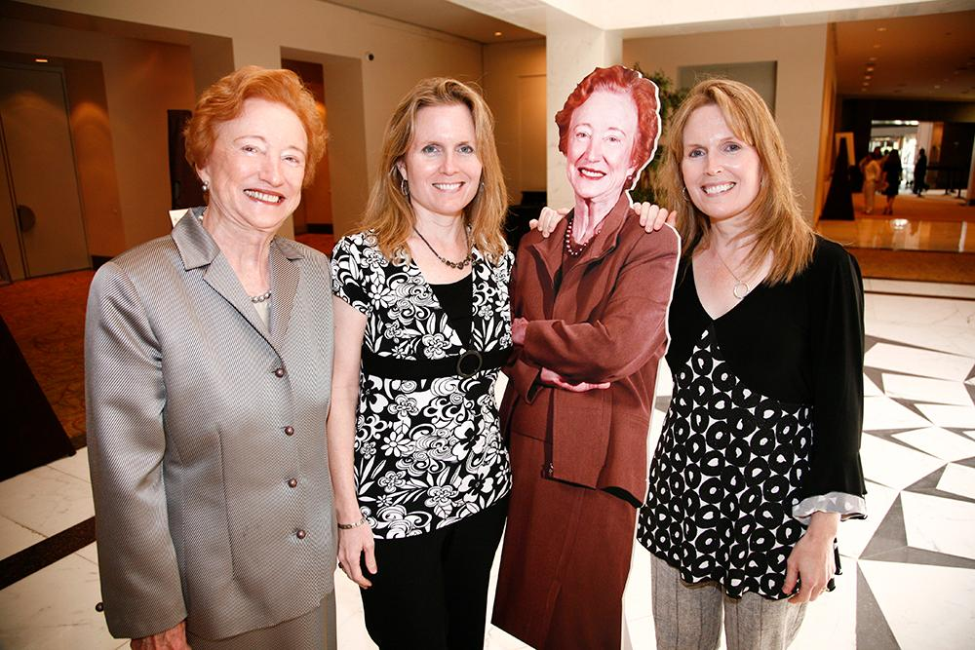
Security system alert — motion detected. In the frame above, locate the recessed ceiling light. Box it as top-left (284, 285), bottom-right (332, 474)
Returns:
top-left (873, 44), bottom-right (882, 49)
top-left (494, 31), bottom-right (503, 37)
top-left (34, 57), bottom-right (48, 63)
top-left (877, 27), bottom-right (887, 32)
top-left (934, 84), bottom-right (941, 89)
top-left (866, 66), bottom-right (875, 72)
top-left (869, 56), bottom-right (877, 62)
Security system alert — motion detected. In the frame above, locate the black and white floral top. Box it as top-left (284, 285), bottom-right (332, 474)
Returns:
top-left (331, 232), bottom-right (513, 539)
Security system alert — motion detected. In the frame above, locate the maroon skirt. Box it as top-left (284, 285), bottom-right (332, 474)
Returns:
top-left (492, 430), bottom-right (637, 650)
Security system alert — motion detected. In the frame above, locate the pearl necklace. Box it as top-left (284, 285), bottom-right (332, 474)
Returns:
top-left (250, 290), bottom-right (272, 303)
top-left (564, 215), bottom-right (601, 257)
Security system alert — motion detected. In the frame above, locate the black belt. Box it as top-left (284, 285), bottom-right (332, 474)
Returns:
top-left (361, 347), bottom-right (512, 380)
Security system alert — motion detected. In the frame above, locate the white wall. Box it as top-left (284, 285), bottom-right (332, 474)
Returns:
top-left (624, 23), bottom-right (830, 221)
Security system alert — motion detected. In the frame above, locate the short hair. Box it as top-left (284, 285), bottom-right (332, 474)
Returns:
top-left (184, 66), bottom-right (326, 188)
top-left (358, 77), bottom-right (508, 264)
top-left (655, 78), bottom-right (814, 285)
top-left (555, 65), bottom-right (661, 188)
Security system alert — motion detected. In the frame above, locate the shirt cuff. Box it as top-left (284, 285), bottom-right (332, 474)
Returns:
top-left (793, 492), bottom-right (867, 526)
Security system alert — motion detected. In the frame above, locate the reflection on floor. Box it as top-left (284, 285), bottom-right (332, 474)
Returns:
top-left (818, 191), bottom-right (975, 253)
top-left (1, 280), bottom-right (974, 649)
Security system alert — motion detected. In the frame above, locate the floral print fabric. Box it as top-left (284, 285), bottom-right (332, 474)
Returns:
top-left (331, 232), bottom-right (513, 539)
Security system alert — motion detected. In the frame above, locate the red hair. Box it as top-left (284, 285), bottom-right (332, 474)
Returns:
top-left (184, 66), bottom-right (326, 187)
top-left (555, 65), bottom-right (660, 183)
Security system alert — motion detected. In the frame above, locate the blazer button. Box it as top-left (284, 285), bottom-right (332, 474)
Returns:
top-left (274, 367), bottom-right (286, 378)
top-left (284, 426), bottom-right (295, 436)
top-left (296, 529), bottom-right (307, 540)
top-left (95, 602), bottom-right (104, 612)
top-left (288, 478), bottom-right (298, 488)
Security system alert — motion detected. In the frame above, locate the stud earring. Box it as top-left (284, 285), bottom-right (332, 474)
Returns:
top-left (202, 180), bottom-right (209, 193)
top-left (400, 178), bottom-right (409, 197)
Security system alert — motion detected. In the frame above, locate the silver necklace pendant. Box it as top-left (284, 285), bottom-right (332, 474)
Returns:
top-left (732, 280), bottom-right (749, 300)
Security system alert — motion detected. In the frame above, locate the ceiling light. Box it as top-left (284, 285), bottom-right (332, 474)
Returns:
top-left (934, 84), bottom-right (941, 89)
top-left (869, 56), bottom-right (877, 62)
top-left (865, 75), bottom-right (872, 80)
top-left (876, 27), bottom-right (887, 32)
top-left (494, 31), bottom-right (502, 37)
top-left (34, 57), bottom-right (48, 63)
top-left (866, 66), bottom-right (875, 72)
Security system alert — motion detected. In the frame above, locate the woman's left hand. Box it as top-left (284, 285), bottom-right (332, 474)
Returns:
top-left (783, 511), bottom-right (840, 604)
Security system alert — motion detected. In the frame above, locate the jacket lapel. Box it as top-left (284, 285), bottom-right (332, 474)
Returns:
top-left (268, 239), bottom-right (301, 352)
top-left (525, 219), bottom-right (566, 295)
top-left (171, 209), bottom-right (300, 357)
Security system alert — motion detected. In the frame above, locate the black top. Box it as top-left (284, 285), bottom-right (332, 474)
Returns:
top-left (665, 237), bottom-right (866, 500)
top-left (430, 273), bottom-right (474, 347)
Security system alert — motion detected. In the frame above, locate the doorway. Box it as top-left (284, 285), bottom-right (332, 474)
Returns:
top-left (0, 63), bottom-right (89, 281)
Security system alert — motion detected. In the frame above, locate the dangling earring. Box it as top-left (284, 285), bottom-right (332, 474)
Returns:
top-left (400, 178), bottom-right (409, 197)
top-left (202, 180), bottom-right (209, 193)
top-left (680, 186), bottom-right (689, 201)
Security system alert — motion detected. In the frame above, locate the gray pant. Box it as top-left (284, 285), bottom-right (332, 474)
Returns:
top-left (651, 555), bottom-right (807, 650)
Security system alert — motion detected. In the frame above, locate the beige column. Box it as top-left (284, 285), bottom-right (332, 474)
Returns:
top-left (545, 13), bottom-right (621, 208)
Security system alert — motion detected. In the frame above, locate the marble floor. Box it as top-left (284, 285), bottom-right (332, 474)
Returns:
top-left (1, 278), bottom-right (973, 649)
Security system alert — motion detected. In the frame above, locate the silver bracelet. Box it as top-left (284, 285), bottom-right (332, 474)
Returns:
top-left (337, 515), bottom-right (369, 530)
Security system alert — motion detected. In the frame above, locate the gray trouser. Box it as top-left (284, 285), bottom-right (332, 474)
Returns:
top-left (651, 555), bottom-right (807, 650)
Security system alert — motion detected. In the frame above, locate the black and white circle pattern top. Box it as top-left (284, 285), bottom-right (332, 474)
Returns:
top-left (638, 325), bottom-right (813, 600)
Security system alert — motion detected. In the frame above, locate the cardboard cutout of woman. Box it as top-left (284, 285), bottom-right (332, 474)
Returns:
top-left (492, 65), bottom-right (679, 650)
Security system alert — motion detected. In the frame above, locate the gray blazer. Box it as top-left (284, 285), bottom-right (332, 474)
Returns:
top-left (85, 209), bottom-right (335, 640)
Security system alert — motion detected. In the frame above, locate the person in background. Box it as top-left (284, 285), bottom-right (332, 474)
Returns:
top-left (882, 146), bottom-right (903, 215)
top-left (492, 65), bottom-right (679, 650)
top-left (636, 78), bottom-right (866, 650)
top-left (328, 77), bottom-right (512, 649)
top-left (862, 148), bottom-right (882, 214)
top-left (86, 66), bottom-right (336, 650)
top-left (913, 147), bottom-right (928, 196)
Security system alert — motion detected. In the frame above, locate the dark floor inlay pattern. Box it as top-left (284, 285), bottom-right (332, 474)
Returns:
top-left (0, 517), bottom-right (96, 590)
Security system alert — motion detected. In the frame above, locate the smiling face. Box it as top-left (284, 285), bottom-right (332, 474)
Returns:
top-left (564, 88), bottom-right (639, 204)
top-left (680, 104), bottom-right (763, 224)
top-left (397, 103), bottom-right (483, 222)
top-left (198, 97), bottom-right (307, 234)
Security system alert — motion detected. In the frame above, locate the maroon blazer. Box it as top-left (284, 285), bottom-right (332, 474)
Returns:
top-left (501, 195), bottom-right (679, 506)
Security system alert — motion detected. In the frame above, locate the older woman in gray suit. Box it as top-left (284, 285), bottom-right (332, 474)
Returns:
top-left (85, 67), bottom-right (335, 650)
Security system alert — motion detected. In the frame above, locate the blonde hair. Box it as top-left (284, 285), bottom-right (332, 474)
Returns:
top-left (656, 78), bottom-right (814, 284)
top-left (357, 78), bottom-right (508, 264)
top-left (184, 66), bottom-right (326, 188)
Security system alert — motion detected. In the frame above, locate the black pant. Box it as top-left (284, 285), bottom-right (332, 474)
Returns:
top-left (360, 497), bottom-right (508, 650)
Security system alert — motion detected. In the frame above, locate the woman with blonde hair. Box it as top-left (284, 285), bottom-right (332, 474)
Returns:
top-left (328, 77), bottom-right (512, 649)
top-left (636, 78), bottom-right (866, 650)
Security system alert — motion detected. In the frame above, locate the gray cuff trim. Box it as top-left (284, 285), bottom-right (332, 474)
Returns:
top-left (793, 492), bottom-right (867, 526)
